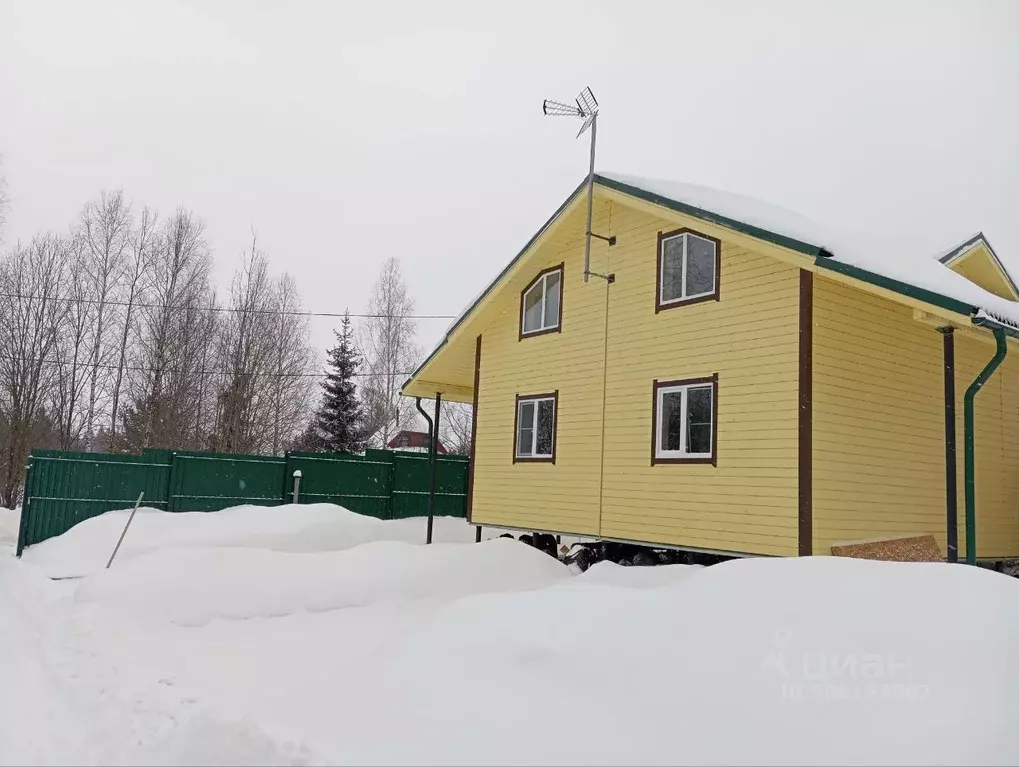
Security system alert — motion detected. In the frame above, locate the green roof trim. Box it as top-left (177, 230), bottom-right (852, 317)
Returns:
top-left (402, 178), bottom-right (590, 391)
top-left (593, 174), bottom-right (829, 258)
top-left (814, 258), bottom-right (976, 317)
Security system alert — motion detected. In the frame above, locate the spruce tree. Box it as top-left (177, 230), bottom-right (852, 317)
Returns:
top-left (310, 311), bottom-right (364, 453)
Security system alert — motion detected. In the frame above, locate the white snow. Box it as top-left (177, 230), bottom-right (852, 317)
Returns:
top-left (601, 172), bottom-right (1019, 328)
top-left (3, 503), bottom-right (1019, 765)
top-left (0, 506), bottom-right (19, 547)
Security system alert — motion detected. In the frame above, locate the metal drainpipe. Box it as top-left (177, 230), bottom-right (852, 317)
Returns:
top-left (938, 327), bottom-right (958, 563)
top-left (414, 396), bottom-right (440, 544)
top-left (964, 323), bottom-right (1007, 565)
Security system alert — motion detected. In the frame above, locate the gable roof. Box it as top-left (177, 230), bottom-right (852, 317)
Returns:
top-left (936, 232), bottom-right (1019, 299)
top-left (403, 173), bottom-right (1019, 397)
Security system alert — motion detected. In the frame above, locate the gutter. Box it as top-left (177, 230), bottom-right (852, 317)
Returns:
top-left (964, 315), bottom-right (1009, 564)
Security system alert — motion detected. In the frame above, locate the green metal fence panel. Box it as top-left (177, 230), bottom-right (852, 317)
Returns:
top-left (285, 452), bottom-right (393, 519)
top-left (17, 446), bottom-right (471, 554)
top-left (168, 453), bottom-right (287, 512)
top-left (17, 450), bottom-right (171, 555)
top-left (390, 452), bottom-right (469, 519)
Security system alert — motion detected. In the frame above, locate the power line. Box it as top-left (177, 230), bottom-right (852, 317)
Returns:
top-left (0, 352), bottom-right (414, 379)
top-left (0, 291), bottom-right (456, 321)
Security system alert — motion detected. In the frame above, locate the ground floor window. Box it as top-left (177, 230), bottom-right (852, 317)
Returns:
top-left (514, 392), bottom-right (557, 463)
top-left (652, 375), bottom-right (717, 465)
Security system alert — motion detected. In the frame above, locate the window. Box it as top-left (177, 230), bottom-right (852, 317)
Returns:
top-left (656, 229), bottom-right (720, 311)
top-left (520, 264), bottom-right (563, 338)
top-left (652, 376), bottom-right (717, 465)
top-left (514, 392), bottom-right (557, 463)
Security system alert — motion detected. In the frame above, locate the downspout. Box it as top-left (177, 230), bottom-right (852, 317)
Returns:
top-left (938, 327), bottom-right (957, 563)
top-left (415, 396), bottom-right (438, 545)
top-left (964, 321), bottom-right (1007, 564)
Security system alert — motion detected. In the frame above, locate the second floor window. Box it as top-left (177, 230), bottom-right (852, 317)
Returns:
top-left (521, 265), bottom-right (563, 337)
top-left (657, 229), bottom-right (720, 311)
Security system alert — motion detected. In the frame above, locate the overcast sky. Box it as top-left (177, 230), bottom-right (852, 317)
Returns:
top-left (1, 0), bottom-right (1017, 357)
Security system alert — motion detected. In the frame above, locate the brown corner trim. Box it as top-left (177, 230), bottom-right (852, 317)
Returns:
top-left (650, 374), bottom-right (718, 466)
top-left (655, 228), bottom-right (722, 314)
top-left (519, 262), bottom-right (565, 341)
top-left (466, 335), bottom-right (482, 523)
top-left (512, 390), bottom-right (558, 464)
top-left (798, 269), bottom-right (813, 556)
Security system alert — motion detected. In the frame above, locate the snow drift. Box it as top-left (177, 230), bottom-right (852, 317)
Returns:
top-left (74, 538), bottom-right (571, 625)
top-left (4, 503), bottom-right (1019, 765)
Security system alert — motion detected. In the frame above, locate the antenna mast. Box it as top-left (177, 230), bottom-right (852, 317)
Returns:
top-left (542, 87), bottom-right (615, 284)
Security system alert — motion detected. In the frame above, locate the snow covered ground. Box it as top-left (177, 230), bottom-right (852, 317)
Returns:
top-left (2, 503), bottom-right (1019, 765)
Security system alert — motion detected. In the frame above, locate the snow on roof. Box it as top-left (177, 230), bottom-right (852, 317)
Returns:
top-left (407, 173), bottom-right (1019, 392)
top-left (601, 172), bottom-right (1019, 329)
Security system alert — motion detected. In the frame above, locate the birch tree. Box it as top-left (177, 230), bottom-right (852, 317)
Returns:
top-left (0, 235), bottom-right (67, 505)
top-left (80, 190), bottom-right (131, 442)
top-left (108, 206), bottom-right (155, 444)
top-left (359, 257), bottom-right (420, 447)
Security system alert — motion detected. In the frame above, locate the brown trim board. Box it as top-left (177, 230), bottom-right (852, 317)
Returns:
top-left (466, 334), bottom-right (481, 523)
top-left (519, 262), bottom-right (565, 341)
top-left (798, 269), bottom-right (813, 556)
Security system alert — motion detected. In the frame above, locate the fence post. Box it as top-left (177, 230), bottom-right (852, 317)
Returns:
top-left (16, 459), bottom-right (34, 558)
top-left (292, 470), bottom-right (302, 504)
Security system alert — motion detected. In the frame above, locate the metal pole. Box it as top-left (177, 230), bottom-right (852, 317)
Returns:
top-left (964, 324), bottom-right (1007, 565)
top-left (583, 113), bottom-right (597, 283)
top-left (292, 469), bottom-right (302, 504)
top-left (939, 327), bottom-right (958, 563)
top-left (106, 491), bottom-right (145, 569)
top-left (415, 397), bottom-right (434, 544)
top-left (427, 393), bottom-right (441, 545)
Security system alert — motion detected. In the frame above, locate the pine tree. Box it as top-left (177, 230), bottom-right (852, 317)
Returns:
top-left (309, 311), bottom-right (364, 453)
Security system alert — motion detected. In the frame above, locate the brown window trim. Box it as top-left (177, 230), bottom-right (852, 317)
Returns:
top-left (519, 263), bottom-right (565, 340)
top-left (655, 228), bottom-right (722, 313)
top-left (513, 390), bottom-right (558, 464)
top-left (650, 374), bottom-right (718, 466)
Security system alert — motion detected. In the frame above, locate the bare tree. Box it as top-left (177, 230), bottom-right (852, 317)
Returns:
top-left (267, 273), bottom-right (314, 454)
top-left (440, 401), bottom-right (473, 455)
top-left (0, 235), bottom-right (67, 505)
top-left (116, 207), bottom-right (211, 451)
top-left (80, 190), bottom-right (131, 442)
top-left (210, 237), bottom-right (277, 453)
top-left (50, 235), bottom-right (92, 449)
top-left (359, 257), bottom-right (420, 447)
top-left (108, 205), bottom-right (155, 445)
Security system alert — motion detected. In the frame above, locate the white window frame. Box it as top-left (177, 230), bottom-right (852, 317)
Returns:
top-left (653, 379), bottom-right (716, 462)
top-left (658, 231), bottom-right (719, 308)
top-left (515, 393), bottom-right (557, 462)
top-left (520, 266), bottom-right (563, 337)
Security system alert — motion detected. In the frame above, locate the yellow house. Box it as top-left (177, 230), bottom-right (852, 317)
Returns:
top-left (403, 174), bottom-right (1019, 564)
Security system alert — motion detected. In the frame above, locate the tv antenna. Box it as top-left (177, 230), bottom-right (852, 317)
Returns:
top-left (543, 86), bottom-right (615, 284)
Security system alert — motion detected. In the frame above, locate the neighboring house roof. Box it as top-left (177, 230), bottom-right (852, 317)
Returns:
top-left (404, 172), bottom-right (1019, 397)
top-left (387, 430), bottom-right (447, 453)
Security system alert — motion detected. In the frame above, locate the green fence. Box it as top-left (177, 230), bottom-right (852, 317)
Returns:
top-left (16, 448), bottom-right (469, 556)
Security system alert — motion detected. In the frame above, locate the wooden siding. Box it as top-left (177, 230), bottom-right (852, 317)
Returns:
top-left (812, 275), bottom-right (1019, 559)
top-left (470, 197), bottom-right (801, 555)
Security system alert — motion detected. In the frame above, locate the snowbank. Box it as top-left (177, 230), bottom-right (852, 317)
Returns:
top-left (22, 503), bottom-right (497, 578)
top-left (0, 506), bottom-right (20, 549)
top-left (6, 501), bottom-right (1019, 765)
top-left (74, 538), bottom-right (570, 625)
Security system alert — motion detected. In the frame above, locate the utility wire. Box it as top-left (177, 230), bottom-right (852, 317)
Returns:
top-left (0, 351), bottom-right (414, 379)
top-left (0, 291), bottom-right (456, 321)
